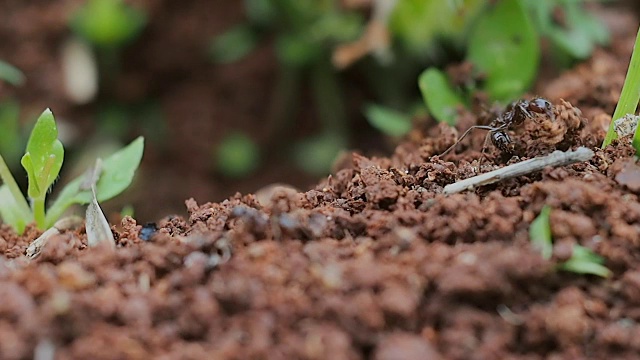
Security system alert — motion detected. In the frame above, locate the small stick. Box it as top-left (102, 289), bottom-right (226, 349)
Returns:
top-left (443, 147), bottom-right (595, 195)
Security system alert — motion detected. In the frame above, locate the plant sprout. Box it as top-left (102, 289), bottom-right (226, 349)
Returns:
top-left (529, 206), bottom-right (611, 278)
top-left (0, 109), bottom-right (144, 234)
top-left (603, 26), bottom-right (640, 150)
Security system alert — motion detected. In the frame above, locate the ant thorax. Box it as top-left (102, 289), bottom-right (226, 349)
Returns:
top-left (438, 97), bottom-right (554, 158)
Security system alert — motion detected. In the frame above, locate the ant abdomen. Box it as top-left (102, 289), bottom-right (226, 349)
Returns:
top-left (438, 97), bottom-right (554, 159)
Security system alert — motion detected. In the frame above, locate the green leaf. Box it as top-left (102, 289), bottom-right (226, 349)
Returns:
top-left (364, 104), bottom-right (412, 137)
top-left (71, 0), bottom-right (147, 47)
top-left (389, 0), bottom-right (484, 56)
top-left (209, 24), bottom-right (259, 64)
top-left (0, 185), bottom-right (30, 234)
top-left (604, 26), bottom-right (640, 147)
top-left (0, 60), bottom-right (25, 86)
top-left (529, 205), bottom-right (553, 260)
top-left (215, 132), bottom-right (260, 178)
top-left (633, 121), bottom-right (640, 155)
top-left (45, 137), bottom-right (144, 226)
top-left (467, 0), bottom-right (539, 101)
top-left (559, 245), bottom-right (611, 278)
top-left (418, 67), bottom-right (465, 125)
top-left (0, 154), bottom-right (33, 232)
top-left (21, 109), bottom-right (64, 200)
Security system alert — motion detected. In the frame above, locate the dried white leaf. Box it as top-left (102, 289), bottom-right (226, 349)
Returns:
top-left (83, 158), bottom-right (114, 247)
top-left (85, 188), bottom-right (115, 248)
top-left (26, 216), bottom-right (83, 259)
top-left (26, 228), bottom-right (60, 259)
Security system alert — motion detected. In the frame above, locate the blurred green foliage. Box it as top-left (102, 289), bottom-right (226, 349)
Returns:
top-left (0, 61), bottom-right (28, 170)
top-left (529, 205), bottom-right (611, 278)
top-left (419, 0), bottom-right (609, 125)
top-left (212, 0), bottom-right (363, 176)
top-left (215, 133), bottom-right (260, 178)
top-left (213, 0), bottom-right (608, 176)
top-left (0, 60), bottom-right (25, 86)
top-left (467, 0), bottom-right (539, 102)
top-left (364, 104), bottom-right (413, 137)
top-left (418, 68), bottom-right (466, 125)
top-left (71, 0), bottom-right (147, 48)
top-left (0, 100), bottom-right (24, 168)
top-left (390, 0), bottom-right (485, 59)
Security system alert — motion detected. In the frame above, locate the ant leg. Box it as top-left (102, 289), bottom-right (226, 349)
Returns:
top-left (439, 125), bottom-right (496, 157)
top-left (477, 131), bottom-right (492, 173)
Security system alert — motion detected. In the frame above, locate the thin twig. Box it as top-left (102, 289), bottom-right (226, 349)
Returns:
top-left (443, 147), bottom-right (595, 195)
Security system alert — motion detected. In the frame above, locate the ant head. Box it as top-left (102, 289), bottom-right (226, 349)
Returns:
top-left (529, 98), bottom-right (552, 112)
top-left (529, 98), bottom-right (554, 119)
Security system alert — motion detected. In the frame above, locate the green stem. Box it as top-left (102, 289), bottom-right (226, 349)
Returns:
top-left (603, 26), bottom-right (640, 148)
top-left (0, 154), bottom-right (32, 221)
top-left (32, 196), bottom-right (45, 229)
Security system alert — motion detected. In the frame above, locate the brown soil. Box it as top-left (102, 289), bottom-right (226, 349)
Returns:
top-left (4, 2), bottom-right (640, 360)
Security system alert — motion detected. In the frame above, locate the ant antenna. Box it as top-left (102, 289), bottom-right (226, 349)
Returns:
top-left (439, 125), bottom-right (496, 157)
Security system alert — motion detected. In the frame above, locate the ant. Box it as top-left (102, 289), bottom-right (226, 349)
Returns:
top-left (439, 97), bottom-right (555, 158)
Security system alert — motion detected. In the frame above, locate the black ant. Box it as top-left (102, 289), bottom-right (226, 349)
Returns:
top-left (439, 97), bottom-right (554, 158)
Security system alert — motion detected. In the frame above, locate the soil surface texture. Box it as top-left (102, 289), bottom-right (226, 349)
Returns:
top-left (4, 4), bottom-right (640, 360)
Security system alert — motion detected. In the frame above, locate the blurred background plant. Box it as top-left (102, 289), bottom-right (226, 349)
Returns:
top-left (212, 0), bottom-right (610, 175)
top-left (0, 0), bottom-right (621, 221)
top-left (0, 61), bottom-right (28, 170)
top-left (65, 0), bottom-right (161, 145)
top-left (210, 0), bottom-right (365, 175)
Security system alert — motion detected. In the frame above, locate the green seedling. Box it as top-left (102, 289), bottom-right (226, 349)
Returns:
top-left (529, 206), bottom-right (611, 278)
top-left (21, 109), bottom-right (65, 230)
top-left (603, 26), bottom-right (640, 150)
top-left (559, 245), bottom-right (612, 278)
top-left (0, 60), bottom-right (25, 86)
top-left (0, 109), bottom-right (144, 234)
